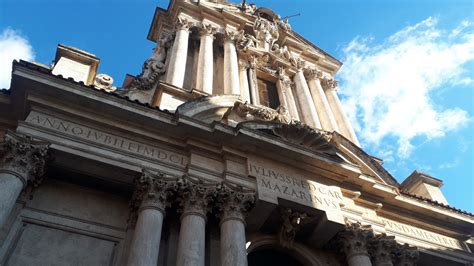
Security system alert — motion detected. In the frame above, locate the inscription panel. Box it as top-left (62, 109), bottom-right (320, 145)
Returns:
top-left (25, 111), bottom-right (188, 168)
top-left (249, 162), bottom-right (344, 212)
top-left (381, 217), bottom-right (464, 250)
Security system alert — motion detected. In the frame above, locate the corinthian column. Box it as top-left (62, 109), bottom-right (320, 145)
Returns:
top-left (292, 61), bottom-right (322, 129)
top-left (196, 23), bottom-right (216, 94)
top-left (277, 67), bottom-right (300, 121)
top-left (223, 30), bottom-right (241, 95)
top-left (305, 69), bottom-right (339, 132)
top-left (322, 79), bottom-right (361, 146)
top-left (217, 184), bottom-right (255, 266)
top-left (176, 179), bottom-right (215, 266)
top-left (127, 171), bottom-right (178, 266)
top-left (369, 234), bottom-right (397, 266)
top-left (0, 131), bottom-right (49, 228)
top-left (337, 222), bottom-right (374, 266)
top-left (166, 17), bottom-right (193, 88)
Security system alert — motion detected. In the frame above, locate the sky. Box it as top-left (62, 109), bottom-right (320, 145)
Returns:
top-left (1, 0), bottom-right (473, 212)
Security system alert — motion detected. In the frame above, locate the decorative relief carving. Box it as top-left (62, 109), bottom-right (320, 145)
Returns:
top-left (236, 30), bottom-right (258, 51)
top-left (224, 29), bottom-right (240, 42)
top-left (234, 101), bottom-right (292, 125)
top-left (369, 234), bottom-right (397, 265)
top-left (278, 208), bottom-right (307, 248)
top-left (253, 16), bottom-right (279, 50)
top-left (94, 73), bottom-right (116, 92)
top-left (130, 170), bottom-right (179, 214)
top-left (337, 222), bottom-right (374, 259)
top-left (127, 32), bottom-right (173, 90)
top-left (177, 176), bottom-right (217, 219)
top-left (277, 67), bottom-right (293, 88)
top-left (216, 182), bottom-right (255, 224)
top-left (0, 131), bottom-right (49, 186)
top-left (290, 56), bottom-right (305, 70)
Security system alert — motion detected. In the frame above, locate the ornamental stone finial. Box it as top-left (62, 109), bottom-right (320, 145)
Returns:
top-left (130, 170), bottom-right (179, 214)
top-left (337, 222), bottom-right (374, 259)
top-left (369, 234), bottom-right (397, 266)
top-left (176, 17), bottom-right (193, 31)
top-left (177, 176), bottom-right (217, 220)
top-left (0, 131), bottom-right (50, 187)
top-left (216, 182), bottom-right (255, 224)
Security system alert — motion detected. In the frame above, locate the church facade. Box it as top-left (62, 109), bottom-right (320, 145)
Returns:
top-left (0, 0), bottom-right (473, 265)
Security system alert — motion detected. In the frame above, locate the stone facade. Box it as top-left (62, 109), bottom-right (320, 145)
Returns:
top-left (0, 0), bottom-right (473, 265)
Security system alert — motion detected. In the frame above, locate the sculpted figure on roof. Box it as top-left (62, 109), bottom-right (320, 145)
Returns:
top-left (253, 16), bottom-right (279, 50)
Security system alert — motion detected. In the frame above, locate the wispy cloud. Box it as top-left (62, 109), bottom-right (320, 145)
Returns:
top-left (0, 28), bottom-right (35, 89)
top-left (338, 17), bottom-right (473, 158)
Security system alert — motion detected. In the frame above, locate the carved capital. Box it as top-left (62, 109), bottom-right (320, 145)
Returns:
top-left (176, 17), bottom-right (193, 32)
top-left (337, 222), bottom-right (374, 259)
top-left (216, 183), bottom-right (255, 225)
top-left (223, 29), bottom-right (239, 42)
top-left (304, 68), bottom-right (323, 81)
top-left (248, 55), bottom-right (258, 69)
top-left (290, 57), bottom-right (305, 70)
top-left (130, 170), bottom-right (179, 214)
top-left (238, 60), bottom-right (249, 70)
top-left (369, 234), bottom-right (397, 265)
top-left (177, 177), bottom-right (217, 220)
top-left (395, 244), bottom-right (419, 266)
top-left (200, 23), bottom-right (217, 37)
top-left (0, 131), bottom-right (49, 186)
top-left (321, 78), bottom-right (338, 91)
top-left (278, 208), bottom-right (307, 248)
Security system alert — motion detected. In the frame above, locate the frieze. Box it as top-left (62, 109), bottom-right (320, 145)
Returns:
top-left (380, 217), bottom-right (464, 250)
top-left (24, 111), bottom-right (188, 168)
top-left (249, 162), bottom-right (344, 211)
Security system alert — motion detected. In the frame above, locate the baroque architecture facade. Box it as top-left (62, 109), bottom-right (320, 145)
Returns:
top-left (0, 0), bottom-right (473, 265)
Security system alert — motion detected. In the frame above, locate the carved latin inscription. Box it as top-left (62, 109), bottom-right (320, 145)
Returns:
top-left (250, 163), bottom-right (344, 211)
top-left (380, 217), bottom-right (464, 250)
top-left (24, 111), bottom-right (188, 167)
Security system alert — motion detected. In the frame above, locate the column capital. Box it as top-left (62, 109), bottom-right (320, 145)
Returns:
top-left (321, 78), bottom-right (339, 91)
top-left (304, 68), bottom-right (323, 81)
top-left (199, 23), bottom-right (217, 37)
top-left (0, 131), bottom-right (49, 187)
top-left (290, 57), bottom-right (305, 70)
top-left (369, 234), bottom-right (397, 265)
top-left (337, 222), bottom-right (374, 260)
top-left (130, 170), bottom-right (178, 214)
top-left (175, 17), bottom-right (194, 32)
top-left (395, 244), bottom-right (419, 266)
top-left (223, 29), bottom-right (239, 42)
top-left (177, 177), bottom-right (217, 220)
top-left (277, 67), bottom-right (292, 87)
top-left (216, 183), bottom-right (255, 225)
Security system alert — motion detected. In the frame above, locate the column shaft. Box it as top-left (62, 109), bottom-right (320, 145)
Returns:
top-left (127, 207), bottom-right (164, 266)
top-left (239, 63), bottom-right (250, 102)
top-left (293, 70), bottom-right (322, 128)
top-left (324, 85), bottom-right (360, 146)
top-left (220, 218), bottom-right (247, 266)
top-left (223, 35), bottom-right (240, 95)
top-left (196, 27), bottom-right (215, 94)
top-left (347, 254), bottom-right (372, 266)
top-left (248, 68), bottom-right (259, 105)
top-left (0, 173), bottom-right (24, 228)
top-left (307, 77), bottom-right (339, 132)
top-left (176, 213), bottom-right (206, 266)
top-left (166, 20), bottom-right (191, 88)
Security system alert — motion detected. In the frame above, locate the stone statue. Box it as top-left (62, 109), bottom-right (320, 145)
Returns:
top-left (236, 30), bottom-right (258, 51)
top-left (253, 16), bottom-right (279, 50)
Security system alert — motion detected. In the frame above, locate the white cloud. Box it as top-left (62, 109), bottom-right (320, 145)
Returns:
top-left (338, 17), bottom-right (473, 158)
top-left (0, 28), bottom-right (35, 89)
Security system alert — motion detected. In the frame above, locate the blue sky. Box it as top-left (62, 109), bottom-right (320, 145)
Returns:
top-left (1, 0), bottom-right (473, 212)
